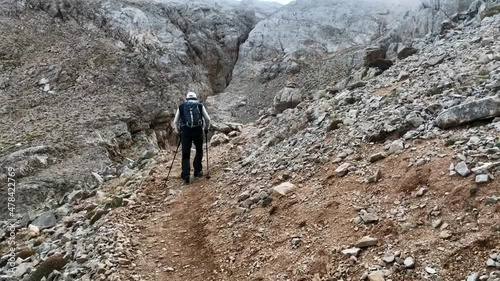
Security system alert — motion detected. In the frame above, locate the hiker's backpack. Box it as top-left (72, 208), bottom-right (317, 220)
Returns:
top-left (180, 101), bottom-right (203, 128)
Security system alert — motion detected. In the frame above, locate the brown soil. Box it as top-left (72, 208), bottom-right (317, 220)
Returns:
top-left (115, 141), bottom-right (500, 281)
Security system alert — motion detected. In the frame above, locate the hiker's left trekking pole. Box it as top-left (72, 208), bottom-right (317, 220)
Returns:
top-left (166, 135), bottom-right (181, 183)
top-left (205, 130), bottom-right (211, 179)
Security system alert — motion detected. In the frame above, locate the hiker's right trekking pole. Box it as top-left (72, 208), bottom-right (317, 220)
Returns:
top-left (166, 136), bottom-right (181, 183)
top-left (205, 130), bottom-right (211, 179)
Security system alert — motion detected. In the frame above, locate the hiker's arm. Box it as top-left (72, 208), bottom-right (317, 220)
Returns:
top-left (173, 108), bottom-right (180, 134)
top-left (202, 105), bottom-right (211, 131)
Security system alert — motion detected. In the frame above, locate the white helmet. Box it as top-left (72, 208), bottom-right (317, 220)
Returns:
top-left (186, 92), bottom-right (197, 100)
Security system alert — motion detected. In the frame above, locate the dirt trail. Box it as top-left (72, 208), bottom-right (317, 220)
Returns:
top-left (116, 142), bottom-right (500, 281)
top-left (117, 151), bottom-right (224, 281)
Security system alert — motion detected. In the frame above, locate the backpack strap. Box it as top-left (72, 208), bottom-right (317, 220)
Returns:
top-left (198, 102), bottom-right (205, 128)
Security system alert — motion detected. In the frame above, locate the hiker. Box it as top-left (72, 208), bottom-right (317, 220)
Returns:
top-left (173, 92), bottom-right (211, 184)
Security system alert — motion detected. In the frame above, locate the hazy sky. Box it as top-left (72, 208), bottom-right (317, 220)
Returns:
top-left (235, 0), bottom-right (294, 4)
top-left (263, 0), bottom-right (293, 3)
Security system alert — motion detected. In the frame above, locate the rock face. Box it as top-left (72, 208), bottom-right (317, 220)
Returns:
top-left (392, 0), bottom-right (498, 43)
top-left (209, 0), bottom-right (415, 122)
top-left (14, 0), bottom-right (263, 93)
top-left (435, 97), bottom-right (500, 129)
top-left (236, 0), bottom-right (413, 68)
top-left (0, 0), bottom-right (277, 218)
top-left (208, 0), bottom-right (500, 123)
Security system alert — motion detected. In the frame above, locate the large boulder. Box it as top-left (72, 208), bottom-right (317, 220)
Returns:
top-left (211, 122), bottom-right (243, 133)
top-left (273, 87), bottom-right (302, 114)
top-left (364, 47), bottom-right (386, 67)
top-left (368, 59), bottom-right (394, 71)
top-left (435, 97), bottom-right (500, 129)
top-left (31, 211), bottom-right (57, 230)
top-left (398, 47), bottom-right (419, 60)
top-left (210, 133), bottom-right (230, 147)
top-left (211, 122), bottom-right (233, 134)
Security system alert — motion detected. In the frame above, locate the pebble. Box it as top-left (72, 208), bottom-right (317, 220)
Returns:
top-left (471, 162), bottom-right (497, 174)
top-left (367, 169), bottom-right (382, 183)
top-left (291, 237), bottom-right (301, 248)
top-left (272, 182), bottom-right (296, 196)
top-left (439, 230), bottom-right (452, 239)
top-left (484, 196), bottom-right (500, 205)
top-left (382, 255), bottom-right (395, 263)
top-left (31, 211), bottom-right (57, 230)
top-left (359, 210), bottom-right (379, 224)
top-left (387, 140), bottom-right (405, 155)
top-left (368, 271), bottom-right (385, 281)
top-left (355, 236), bottom-right (378, 248)
top-left (368, 152), bottom-right (387, 163)
top-left (236, 207), bottom-right (247, 215)
top-left (238, 191), bottom-right (251, 202)
top-left (425, 267), bottom-right (437, 274)
top-left (467, 272), bottom-right (479, 281)
top-left (335, 163), bottom-right (351, 177)
top-left (455, 161), bottom-right (471, 177)
top-left (341, 247), bottom-right (361, 257)
top-left (416, 187), bottom-right (427, 197)
top-left (27, 224), bottom-right (40, 238)
top-left (468, 136), bottom-right (481, 145)
top-left (476, 174), bottom-right (489, 184)
top-left (432, 219), bottom-right (443, 228)
top-left (404, 257), bottom-right (415, 268)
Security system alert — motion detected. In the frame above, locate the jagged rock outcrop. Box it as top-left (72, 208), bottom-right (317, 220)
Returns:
top-left (0, 0), bottom-right (278, 219)
top-left (435, 97), bottom-right (500, 129)
top-left (209, 0), bottom-right (500, 124)
top-left (273, 87), bottom-right (302, 114)
top-left (13, 0), bottom-right (268, 94)
top-left (385, 0), bottom-right (500, 54)
top-left (209, 0), bottom-right (416, 122)
top-left (219, 11), bottom-right (500, 281)
top-left (236, 11), bottom-right (500, 182)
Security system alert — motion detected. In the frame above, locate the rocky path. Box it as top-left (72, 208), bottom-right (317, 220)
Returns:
top-left (110, 139), bottom-right (500, 281)
top-left (114, 148), bottom-right (229, 281)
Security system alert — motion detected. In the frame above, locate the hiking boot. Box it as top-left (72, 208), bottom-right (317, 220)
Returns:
top-left (183, 176), bottom-right (190, 185)
top-left (194, 171), bottom-right (203, 178)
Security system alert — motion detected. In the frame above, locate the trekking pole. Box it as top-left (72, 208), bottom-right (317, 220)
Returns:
top-left (166, 136), bottom-right (181, 183)
top-left (205, 131), bottom-right (210, 179)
